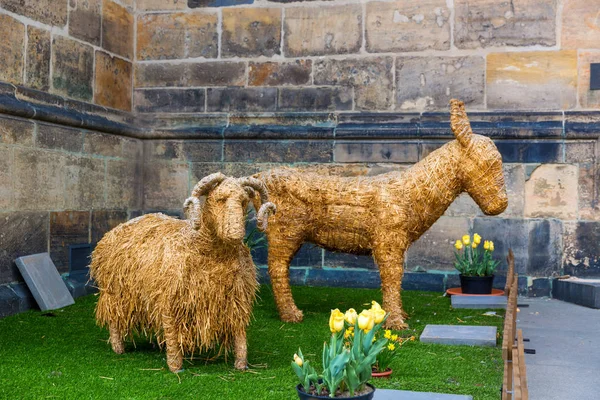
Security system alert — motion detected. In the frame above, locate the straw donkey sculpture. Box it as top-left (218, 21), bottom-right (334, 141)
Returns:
top-left (253, 99), bottom-right (508, 330)
top-left (89, 174), bottom-right (276, 372)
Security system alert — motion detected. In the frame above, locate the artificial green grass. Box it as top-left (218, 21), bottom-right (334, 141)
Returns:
top-left (0, 286), bottom-right (504, 399)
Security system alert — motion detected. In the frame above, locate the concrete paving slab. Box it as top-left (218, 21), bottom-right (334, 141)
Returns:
top-left (552, 278), bottom-right (600, 309)
top-left (15, 253), bottom-right (74, 311)
top-left (420, 325), bottom-right (496, 347)
top-left (374, 389), bottom-right (472, 400)
top-left (451, 295), bottom-right (507, 309)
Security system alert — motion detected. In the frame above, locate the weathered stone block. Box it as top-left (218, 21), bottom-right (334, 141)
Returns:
top-left (565, 142), bottom-right (596, 164)
top-left (83, 132), bottom-right (122, 157)
top-left (528, 277), bottom-right (551, 297)
top-left (0, 212), bottom-right (49, 284)
top-left (278, 87), bottom-right (352, 112)
top-left (0, 0), bottom-right (67, 26)
top-left (69, 0), bottom-right (102, 45)
top-left (495, 141), bottom-right (563, 163)
top-left (314, 57), bottom-right (394, 110)
top-left (0, 147), bottom-right (11, 209)
top-left (324, 251), bottom-right (376, 270)
top-left (207, 88), bottom-right (277, 112)
top-left (137, 11), bottom-right (218, 60)
top-left (91, 210), bottom-right (128, 244)
top-left (102, 0), bottom-right (134, 59)
top-left (553, 278), bottom-right (600, 308)
top-left (562, 0), bottom-right (600, 49)
top-left (189, 0), bottom-right (253, 6)
top-left (95, 51), bottom-right (132, 111)
top-left (49, 211), bottom-right (90, 272)
top-left (51, 36), bottom-right (94, 101)
top-left (334, 141), bottom-right (419, 163)
top-left (578, 51), bottom-right (600, 109)
top-left (25, 27), bottom-right (51, 91)
top-left (106, 159), bottom-right (142, 209)
top-left (137, 0), bottom-right (186, 10)
top-left (487, 51), bottom-right (578, 110)
top-left (524, 164), bottom-right (578, 220)
top-left (420, 325), bottom-right (497, 347)
top-left (366, 0), bottom-right (450, 52)
top-left (224, 140), bottom-right (332, 163)
top-left (135, 62), bottom-right (245, 87)
top-left (144, 140), bottom-right (183, 161)
top-left (563, 221), bottom-right (600, 277)
top-left (36, 123), bottom-right (83, 153)
top-left (248, 60), bottom-right (311, 87)
top-left (0, 286), bottom-right (20, 316)
top-left (0, 116), bottom-right (34, 146)
top-left (258, 266), bottom-right (309, 286)
top-left (135, 89), bottom-right (206, 113)
top-left (64, 155), bottom-right (106, 209)
top-left (305, 268), bottom-right (382, 289)
top-left (396, 56), bottom-right (485, 111)
top-left (0, 14), bottom-right (24, 85)
top-left (143, 161), bottom-right (189, 210)
top-left (181, 141), bottom-right (222, 162)
top-left (578, 164), bottom-right (600, 221)
top-left (284, 5), bottom-right (362, 57)
top-left (13, 150), bottom-right (65, 210)
top-left (406, 216), bottom-right (470, 271)
top-left (454, 0), bottom-right (556, 49)
top-left (224, 125), bottom-right (333, 140)
top-left (222, 8), bottom-right (281, 58)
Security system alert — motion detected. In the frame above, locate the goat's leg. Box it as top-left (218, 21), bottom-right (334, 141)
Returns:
top-left (109, 323), bottom-right (125, 354)
top-left (373, 245), bottom-right (408, 330)
top-left (268, 237), bottom-right (303, 323)
top-left (163, 317), bottom-right (183, 373)
top-left (233, 329), bottom-right (248, 370)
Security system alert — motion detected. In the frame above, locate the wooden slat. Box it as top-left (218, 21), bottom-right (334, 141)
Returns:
top-left (513, 347), bottom-right (522, 399)
top-left (505, 248), bottom-right (515, 296)
top-left (517, 330), bottom-right (529, 400)
top-left (502, 359), bottom-right (511, 400)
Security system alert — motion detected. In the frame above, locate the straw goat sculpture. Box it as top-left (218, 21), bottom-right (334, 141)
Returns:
top-left (89, 174), bottom-right (276, 372)
top-left (252, 99), bottom-right (508, 330)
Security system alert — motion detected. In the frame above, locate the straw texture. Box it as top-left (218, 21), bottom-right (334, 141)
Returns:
top-left (253, 99), bottom-right (508, 330)
top-left (90, 175), bottom-right (275, 372)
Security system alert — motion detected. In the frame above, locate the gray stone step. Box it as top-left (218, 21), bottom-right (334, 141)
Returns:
top-left (374, 389), bottom-right (473, 400)
top-left (552, 278), bottom-right (600, 309)
top-left (451, 295), bottom-right (507, 309)
top-left (15, 253), bottom-right (74, 311)
top-left (420, 325), bottom-right (497, 347)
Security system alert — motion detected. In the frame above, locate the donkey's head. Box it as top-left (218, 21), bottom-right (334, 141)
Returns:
top-left (450, 99), bottom-right (508, 215)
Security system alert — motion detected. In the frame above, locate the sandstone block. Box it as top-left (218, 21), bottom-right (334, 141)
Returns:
top-left (314, 57), bottom-right (393, 110)
top-left (396, 56), bottom-right (485, 111)
top-left (366, 0), bottom-right (450, 52)
top-left (284, 5), bottom-right (362, 57)
top-left (83, 132), bottom-right (123, 157)
top-left (563, 221), bottom-right (600, 277)
top-left (135, 89), bottom-right (206, 113)
top-left (487, 51), bottom-right (577, 110)
top-left (578, 51), bottom-right (600, 109)
top-left (278, 87), bottom-right (352, 112)
top-left (135, 62), bottom-right (245, 87)
top-left (248, 60), bottom-right (311, 86)
top-left (144, 140), bottom-right (183, 161)
top-left (454, 0), bottom-right (556, 49)
top-left (51, 36), bottom-right (94, 101)
top-left (525, 164), bottom-right (578, 220)
top-left (102, 0), bottom-right (134, 59)
top-left (0, 0), bottom-right (67, 26)
top-left (0, 147), bottom-right (12, 209)
top-left (181, 141), bottom-right (222, 162)
top-left (222, 8), bottom-right (281, 58)
top-left (25, 27), bottom-right (51, 91)
top-left (137, 0), bottom-right (187, 10)
top-left (36, 123), bottom-right (83, 153)
top-left (565, 141), bottom-right (596, 164)
top-left (106, 159), bottom-right (143, 209)
top-left (189, 0), bottom-right (253, 7)
top-left (91, 210), bottom-right (128, 244)
top-left (50, 211), bottom-right (90, 272)
top-left (94, 51), bottom-right (132, 111)
top-left (562, 0), bottom-right (600, 49)
top-left (137, 11), bottom-right (218, 60)
top-left (334, 141), bottom-right (419, 163)
top-left (64, 155), bottom-right (106, 209)
top-left (207, 88), bottom-right (277, 112)
top-left (69, 0), bottom-right (102, 45)
top-left (143, 161), bottom-right (189, 210)
top-left (0, 14), bottom-right (24, 85)
top-left (578, 164), bottom-right (600, 221)
top-left (0, 116), bottom-right (34, 146)
top-left (13, 149), bottom-right (65, 210)
top-left (224, 140), bottom-right (332, 163)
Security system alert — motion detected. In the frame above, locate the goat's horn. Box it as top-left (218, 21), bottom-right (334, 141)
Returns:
top-left (237, 177), bottom-right (269, 204)
top-left (191, 172), bottom-right (227, 198)
top-left (183, 196), bottom-right (202, 230)
top-left (257, 202), bottom-right (276, 232)
top-left (449, 99), bottom-right (473, 147)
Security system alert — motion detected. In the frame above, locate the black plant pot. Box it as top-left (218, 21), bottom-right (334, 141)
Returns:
top-left (296, 383), bottom-right (376, 400)
top-left (460, 274), bottom-right (494, 294)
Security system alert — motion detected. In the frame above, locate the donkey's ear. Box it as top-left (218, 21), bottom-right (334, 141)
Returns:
top-left (449, 99), bottom-right (473, 147)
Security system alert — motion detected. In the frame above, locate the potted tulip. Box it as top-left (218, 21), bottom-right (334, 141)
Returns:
top-left (291, 302), bottom-right (390, 399)
top-left (453, 233), bottom-right (499, 294)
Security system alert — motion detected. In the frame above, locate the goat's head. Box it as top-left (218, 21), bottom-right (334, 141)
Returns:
top-left (450, 99), bottom-right (508, 216)
top-left (184, 173), bottom-right (276, 244)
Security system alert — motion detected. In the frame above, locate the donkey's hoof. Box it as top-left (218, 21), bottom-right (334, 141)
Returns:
top-left (234, 360), bottom-right (248, 371)
top-left (280, 307), bottom-right (304, 323)
top-left (384, 317), bottom-right (409, 331)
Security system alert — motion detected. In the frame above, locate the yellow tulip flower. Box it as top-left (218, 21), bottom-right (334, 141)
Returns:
top-left (462, 235), bottom-right (470, 245)
top-left (357, 309), bottom-right (375, 333)
top-left (344, 308), bottom-right (358, 326)
top-left (483, 240), bottom-right (490, 250)
top-left (329, 309), bottom-right (345, 333)
top-left (387, 343), bottom-right (396, 351)
top-left (472, 241), bottom-right (478, 249)
top-left (489, 241), bottom-right (495, 251)
top-left (473, 233), bottom-right (481, 245)
top-left (454, 240), bottom-right (463, 250)
top-left (371, 301), bottom-right (382, 311)
top-left (293, 353), bottom-right (303, 367)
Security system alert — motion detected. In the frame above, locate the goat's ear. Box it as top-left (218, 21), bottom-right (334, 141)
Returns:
top-left (449, 99), bottom-right (473, 147)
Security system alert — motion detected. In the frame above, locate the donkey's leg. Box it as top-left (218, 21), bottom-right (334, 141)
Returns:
top-left (268, 235), bottom-right (304, 323)
top-left (373, 244), bottom-right (408, 330)
top-left (163, 316), bottom-right (183, 373)
top-left (233, 328), bottom-right (248, 370)
top-left (109, 323), bottom-right (125, 354)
